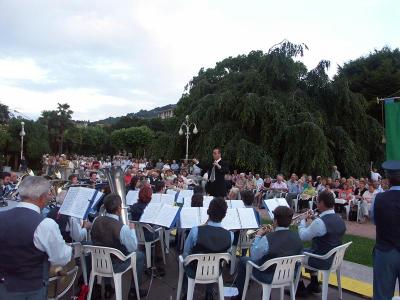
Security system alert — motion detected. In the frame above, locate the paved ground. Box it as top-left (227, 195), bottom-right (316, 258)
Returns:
top-left (86, 245), bottom-right (367, 300)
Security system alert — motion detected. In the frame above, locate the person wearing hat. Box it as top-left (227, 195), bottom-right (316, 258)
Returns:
top-left (371, 160), bottom-right (400, 300)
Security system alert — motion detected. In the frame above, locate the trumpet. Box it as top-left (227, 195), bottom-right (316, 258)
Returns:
top-left (246, 224), bottom-right (274, 239)
top-left (291, 209), bottom-right (318, 225)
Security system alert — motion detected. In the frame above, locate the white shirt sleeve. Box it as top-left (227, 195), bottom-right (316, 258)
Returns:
top-left (69, 217), bottom-right (87, 242)
top-left (34, 218), bottom-right (72, 266)
top-left (298, 218), bottom-right (327, 241)
top-left (119, 225), bottom-right (138, 253)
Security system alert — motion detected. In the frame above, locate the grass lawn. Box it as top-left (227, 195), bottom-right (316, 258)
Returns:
top-left (262, 219), bottom-right (375, 267)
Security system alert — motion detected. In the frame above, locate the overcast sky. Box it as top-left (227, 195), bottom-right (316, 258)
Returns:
top-left (0, 0), bottom-right (398, 121)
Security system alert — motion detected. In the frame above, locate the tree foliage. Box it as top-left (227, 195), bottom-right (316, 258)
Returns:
top-left (65, 126), bottom-right (109, 155)
top-left (110, 126), bottom-right (154, 156)
top-left (173, 41), bottom-right (384, 177)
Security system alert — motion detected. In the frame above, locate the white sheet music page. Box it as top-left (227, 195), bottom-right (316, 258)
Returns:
top-left (264, 198), bottom-right (289, 219)
top-left (180, 208), bottom-right (200, 228)
top-left (155, 205), bottom-right (179, 227)
top-left (160, 194), bottom-right (175, 206)
top-left (151, 193), bottom-right (162, 204)
top-left (203, 197), bottom-right (213, 208)
top-left (126, 190), bottom-right (139, 205)
top-left (91, 191), bottom-right (104, 209)
top-left (140, 203), bottom-right (162, 224)
top-left (200, 207), bottom-right (208, 224)
top-left (59, 187), bottom-right (94, 219)
top-left (229, 200), bottom-right (245, 209)
top-left (221, 208), bottom-right (241, 230)
top-left (237, 208), bottom-right (259, 229)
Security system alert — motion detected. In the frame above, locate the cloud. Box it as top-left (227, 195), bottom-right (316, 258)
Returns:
top-left (0, 0), bottom-right (398, 121)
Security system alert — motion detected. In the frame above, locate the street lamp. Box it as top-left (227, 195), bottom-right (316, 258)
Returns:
top-left (179, 115), bottom-right (198, 161)
top-left (20, 121), bottom-right (25, 160)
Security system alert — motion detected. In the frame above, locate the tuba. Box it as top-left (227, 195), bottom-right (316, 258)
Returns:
top-left (104, 166), bottom-right (129, 225)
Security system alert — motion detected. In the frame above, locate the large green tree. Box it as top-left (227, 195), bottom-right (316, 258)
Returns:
top-left (110, 126), bottom-right (154, 157)
top-left (65, 126), bottom-right (109, 155)
top-left (173, 41), bottom-right (384, 177)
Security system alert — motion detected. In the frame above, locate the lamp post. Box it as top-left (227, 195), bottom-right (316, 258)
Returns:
top-left (20, 121), bottom-right (25, 160)
top-left (179, 115), bottom-right (198, 161)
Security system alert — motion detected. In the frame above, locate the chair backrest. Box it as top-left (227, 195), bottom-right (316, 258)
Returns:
top-left (326, 242), bottom-right (352, 272)
top-left (259, 255), bottom-right (305, 286)
top-left (83, 245), bottom-right (125, 276)
top-left (184, 253), bottom-right (230, 283)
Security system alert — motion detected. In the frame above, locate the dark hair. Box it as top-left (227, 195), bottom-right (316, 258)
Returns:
top-left (207, 197), bottom-right (227, 222)
top-left (191, 194), bottom-right (203, 207)
top-left (240, 190), bottom-right (254, 206)
top-left (89, 172), bottom-right (97, 178)
top-left (104, 193), bottom-right (122, 214)
top-left (129, 176), bottom-right (139, 190)
top-left (317, 190), bottom-right (335, 208)
top-left (1, 172), bottom-right (11, 179)
top-left (213, 147), bottom-right (221, 154)
top-left (273, 206), bottom-right (294, 227)
top-left (68, 174), bottom-right (77, 180)
top-left (154, 181), bottom-right (166, 193)
top-left (193, 185), bottom-right (204, 195)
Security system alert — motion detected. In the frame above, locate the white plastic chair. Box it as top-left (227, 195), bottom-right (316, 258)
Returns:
top-left (176, 253), bottom-right (231, 300)
top-left (293, 194), bottom-right (300, 212)
top-left (230, 230), bottom-right (255, 275)
top-left (303, 242), bottom-right (352, 300)
top-left (133, 221), bottom-right (166, 268)
top-left (69, 242), bottom-right (88, 285)
top-left (48, 266), bottom-right (79, 300)
top-left (241, 254), bottom-right (305, 300)
top-left (83, 245), bottom-right (140, 300)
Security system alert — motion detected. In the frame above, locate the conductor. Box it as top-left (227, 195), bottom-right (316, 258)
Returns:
top-left (194, 147), bottom-right (229, 197)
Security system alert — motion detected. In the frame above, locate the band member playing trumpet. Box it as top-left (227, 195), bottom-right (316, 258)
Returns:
top-left (233, 206), bottom-right (303, 300)
top-left (296, 190), bottom-right (346, 297)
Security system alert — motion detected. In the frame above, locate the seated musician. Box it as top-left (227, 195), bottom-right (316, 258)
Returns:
top-left (191, 193), bottom-right (203, 207)
top-left (130, 184), bottom-right (165, 275)
top-left (232, 206), bottom-right (303, 299)
top-left (232, 190), bottom-right (261, 252)
top-left (0, 176), bottom-right (72, 299)
top-left (182, 197), bottom-right (233, 299)
top-left (88, 171), bottom-right (98, 186)
top-left (296, 190), bottom-right (346, 296)
top-left (47, 191), bottom-right (91, 243)
top-left (0, 171), bottom-right (11, 197)
top-left (91, 193), bottom-right (146, 298)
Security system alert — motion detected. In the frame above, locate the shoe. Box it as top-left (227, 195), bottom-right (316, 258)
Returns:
top-left (104, 284), bottom-right (115, 299)
top-left (307, 282), bottom-right (322, 294)
top-left (128, 288), bottom-right (147, 299)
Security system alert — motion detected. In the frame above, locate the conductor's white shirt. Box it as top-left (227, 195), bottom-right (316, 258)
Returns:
top-left (17, 202), bottom-right (72, 266)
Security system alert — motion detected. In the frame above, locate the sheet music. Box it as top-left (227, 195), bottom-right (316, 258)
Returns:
top-left (160, 194), bottom-right (175, 206)
top-left (59, 187), bottom-right (95, 219)
top-left (140, 203), bottom-right (162, 224)
top-left (229, 200), bottom-right (245, 209)
top-left (177, 189), bottom-right (194, 204)
top-left (126, 190), bottom-right (139, 205)
top-left (264, 198), bottom-right (289, 219)
top-left (200, 207), bottom-right (208, 224)
top-left (151, 193), bottom-right (163, 204)
top-left (179, 207), bottom-right (200, 228)
top-left (221, 208), bottom-right (241, 230)
top-left (155, 205), bottom-right (179, 227)
top-left (237, 208), bottom-right (259, 229)
top-left (140, 203), bottom-right (179, 227)
top-left (203, 196), bottom-right (213, 208)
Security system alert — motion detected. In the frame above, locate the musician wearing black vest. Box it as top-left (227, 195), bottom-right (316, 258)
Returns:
top-left (372, 160), bottom-right (400, 300)
top-left (182, 197), bottom-right (233, 300)
top-left (232, 206), bottom-right (303, 299)
top-left (91, 193), bottom-right (146, 298)
top-left (0, 176), bottom-right (72, 300)
top-left (296, 190), bottom-right (346, 297)
top-left (193, 148), bottom-right (230, 197)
